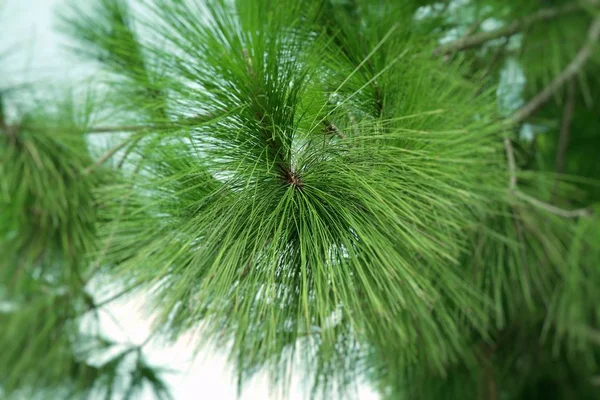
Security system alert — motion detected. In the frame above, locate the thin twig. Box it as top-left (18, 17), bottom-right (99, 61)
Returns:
top-left (433, 4), bottom-right (582, 56)
top-left (512, 17), bottom-right (600, 124)
top-left (17, 113), bottom-right (220, 136)
top-left (480, 37), bottom-right (509, 80)
top-left (91, 281), bottom-right (145, 311)
top-left (138, 331), bottom-right (156, 348)
top-left (324, 120), bottom-right (346, 139)
top-left (555, 79), bottom-right (577, 175)
top-left (503, 138), bottom-right (593, 218)
top-left (486, 363), bottom-right (497, 400)
top-left (85, 112), bottom-right (224, 173)
top-left (511, 210), bottom-right (530, 291)
top-left (464, 17), bottom-right (484, 38)
top-left (504, 138), bottom-right (517, 190)
top-left (514, 191), bottom-right (592, 218)
top-left (87, 124), bottom-right (155, 134)
top-left (477, 343), bottom-right (497, 400)
top-left (551, 79), bottom-right (577, 200)
top-left (87, 112), bottom-right (220, 134)
top-left (101, 308), bottom-right (135, 342)
top-left (84, 137), bottom-right (136, 174)
top-left (117, 137), bottom-right (143, 169)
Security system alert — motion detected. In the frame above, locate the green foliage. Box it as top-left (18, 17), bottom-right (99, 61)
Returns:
top-left (2, 0), bottom-right (600, 399)
top-left (68, 0), bottom-right (512, 392)
top-left (0, 97), bottom-right (96, 280)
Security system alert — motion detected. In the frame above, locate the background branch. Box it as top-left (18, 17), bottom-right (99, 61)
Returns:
top-left (433, 4), bottom-right (582, 56)
top-left (87, 112), bottom-right (220, 134)
top-left (84, 112), bottom-right (225, 172)
top-left (515, 191), bottom-right (592, 218)
top-left (84, 137), bottom-right (136, 174)
top-left (555, 79), bottom-right (577, 175)
top-left (504, 138), bottom-right (517, 190)
top-left (512, 17), bottom-right (600, 124)
top-left (87, 124), bottom-right (156, 134)
top-left (503, 137), bottom-right (592, 218)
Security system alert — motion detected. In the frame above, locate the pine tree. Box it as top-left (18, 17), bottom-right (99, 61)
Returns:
top-left (1, 0), bottom-right (599, 399)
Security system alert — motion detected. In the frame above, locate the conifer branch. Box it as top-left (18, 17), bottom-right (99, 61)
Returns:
top-left (88, 282), bottom-right (145, 311)
top-left (551, 79), bottom-right (577, 200)
top-left (86, 125), bottom-right (156, 134)
top-left (514, 191), bottom-right (592, 218)
top-left (324, 120), bottom-right (346, 139)
top-left (6, 0), bottom-right (600, 396)
top-left (84, 112), bottom-right (224, 173)
top-left (86, 113), bottom-right (221, 134)
top-left (480, 37), bottom-right (509, 79)
top-left (116, 138), bottom-right (141, 169)
top-left (555, 79), bottom-right (576, 175)
top-left (512, 17), bottom-right (600, 124)
top-left (433, 4), bottom-right (584, 56)
top-left (480, 345), bottom-right (497, 400)
top-left (84, 137), bottom-right (135, 174)
top-left (504, 138), bottom-right (592, 218)
top-left (464, 18), bottom-right (484, 38)
top-left (504, 138), bottom-right (517, 191)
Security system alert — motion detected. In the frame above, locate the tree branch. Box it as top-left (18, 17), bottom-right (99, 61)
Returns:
top-left (485, 362), bottom-right (497, 400)
top-left (551, 79), bottom-right (577, 201)
top-left (323, 119), bottom-right (346, 139)
top-left (504, 138), bottom-right (517, 190)
top-left (433, 4), bottom-right (582, 56)
top-left (84, 112), bottom-right (225, 172)
top-left (86, 124), bottom-right (156, 134)
top-left (515, 190), bottom-right (592, 218)
top-left (503, 137), bottom-right (593, 218)
top-left (512, 17), bottom-right (600, 124)
top-left (86, 112), bottom-right (220, 134)
top-left (464, 17), bottom-right (484, 38)
top-left (117, 137), bottom-right (143, 169)
top-left (84, 137), bottom-right (136, 174)
top-left (90, 282), bottom-right (145, 311)
top-left (555, 79), bottom-right (576, 175)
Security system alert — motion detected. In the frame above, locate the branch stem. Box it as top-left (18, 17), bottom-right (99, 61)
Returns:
top-left (91, 282), bottom-right (145, 311)
top-left (86, 124), bottom-right (155, 134)
top-left (86, 112), bottom-right (220, 134)
top-left (512, 17), bottom-right (600, 124)
top-left (434, 4), bottom-right (582, 56)
top-left (84, 112), bottom-right (225, 172)
top-left (557, 79), bottom-right (577, 175)
top-left (84, 136), bottom-right (137, 174)
top-left (514, 191), bottom-right (592, 218)
top-left (324, 120), bottom-right (346, 139)
top-left (503, 138), bottom-right (592, 218)
top-left (504, 138), bottom-right (517, 190)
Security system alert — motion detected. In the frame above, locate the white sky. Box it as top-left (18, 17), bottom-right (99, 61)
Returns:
top-left (1, 1), bottom-right (380, 399)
